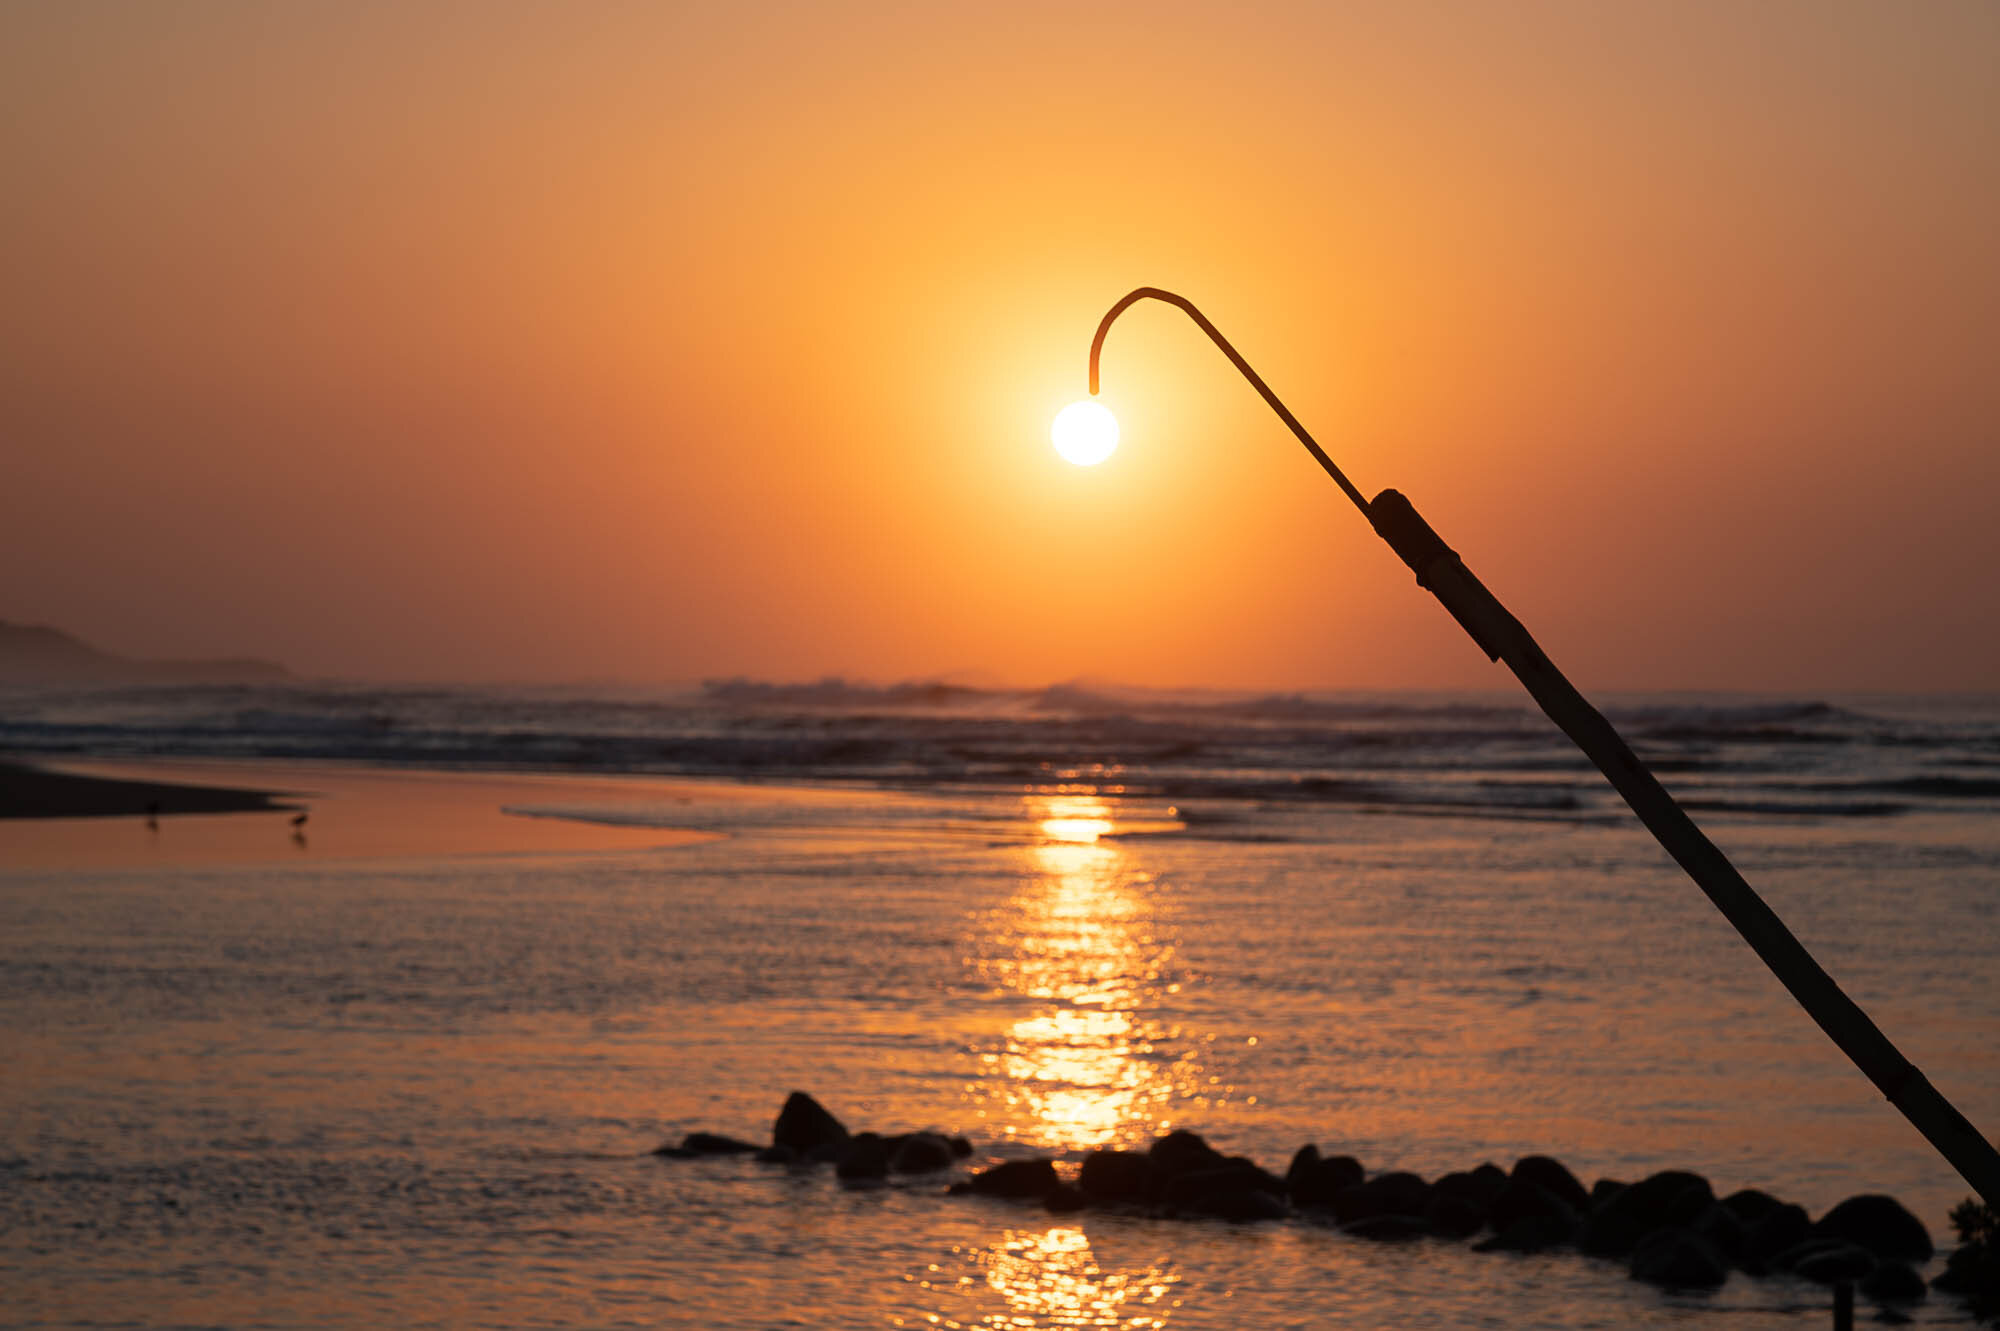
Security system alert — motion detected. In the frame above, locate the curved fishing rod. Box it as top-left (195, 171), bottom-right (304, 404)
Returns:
top-left (1089, 287), bottom-right (1372, 517)
top-left (1086, 286), bottom-right (2000, 1210)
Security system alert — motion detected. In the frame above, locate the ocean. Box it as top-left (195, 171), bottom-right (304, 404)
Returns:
top-left (3, 682), bottom-right (1998, 1328)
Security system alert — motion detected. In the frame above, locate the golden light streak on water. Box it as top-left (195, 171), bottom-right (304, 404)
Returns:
top-left (973, 794), bottom-right (1202, 1151)
top-left (973, 1227), bottom-right (1177, 1330)
top-left (1037, 792), bottom-right (1117, 845)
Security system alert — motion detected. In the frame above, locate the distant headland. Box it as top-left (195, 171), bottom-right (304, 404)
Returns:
top-left (0, 621), bottom-right (291, 687)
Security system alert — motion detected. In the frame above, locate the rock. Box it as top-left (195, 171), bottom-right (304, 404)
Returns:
top-left (1590, 1178), bottom-right (1628, 1209)
top-left (1163, 1162), bottom-right (1288, 1219)
top-left (1285, 1145), bottom-right (1320, 1191)
top-left (1580, 1171), bottom-right (1714, 1257)
top-left (1814, 1194), bottom-right (1933, 1263)
top-left (1742, 1202), bottom-right (1813, 1271)
top-left (1859, 1260), bottom-right (1928, 1305)
top-left (1770, 1236), bottom-right (1855, 1273)
top-left (1510, 1156), bottom-right (1590, 1215)
top-left (1662, 1182), bottom-right (1718, 1228)
top-left (1044, 1182), bottom-right (1088, 1214)
top-left (1079, 1150), bottom-right (1156, 1204)
top-left (1687, 1202), bottom-right (1747, 1265)
top-left (651, 1145), bottom-right (697, 1159)
top-left (958, 1159), bottom-right (1061, 1200)
top-left (1162, 1164), bottom-right (1253, 1208)
top-left (1930, 1242), bottom-right (2000, 1296)
top-left (754, 1144), bottom-right (799, 1166)
top-left (1792, 1242), bottom-right (1879, 1285)
top-left (772, 1091), bottom-right (849, 1156)
top-left (1431, 1165), bottom-right (1508, 1219)
top-left (1330, 1171), bottom-right (1431, 1225)
top-left (1345, 1212), bottom-right (1430, 1241)
top-left (1721, 1188), bottom-right (1786, 1223)
top-left (835, 1133), bottom-right (889, 1182)
top-left (1476, 1209), bottom-right (1577, 1253)
top-left (1182, 1187), bottom-right (1288, 1222)
top-left (1490, 1179), bottom-right (1580, 1235)
top-left (947, 1135), bottom-right (974, 1158)
top-left (1149, 1130), bottom-right (1224, 1179)
top-left (1423, 1191), bottom-right (1486, 1238)
top-left (1224, 1156), bottom-right (1288, 1195)
top-left (888, 1132), bottom-right (957, 1174)
top-left (1629, 1228), bottom-right (1730, 1288)
top-left (679, 1132), bottom-right (761, 1155)
top-left (1289, 1154), bottom-right (1365, 1209)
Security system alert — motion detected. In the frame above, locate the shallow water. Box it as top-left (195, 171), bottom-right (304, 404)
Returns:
top-left (4, 764), bottom-right (1998, 1329)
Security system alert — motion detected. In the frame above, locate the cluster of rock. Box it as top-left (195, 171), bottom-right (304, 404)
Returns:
top-left (654, 1090), bottom-right (973, 1180)
top-left (659, 1092), bottom-right (1946, 1308)
top-left (980, 1135), bottom-right (1933, 1302)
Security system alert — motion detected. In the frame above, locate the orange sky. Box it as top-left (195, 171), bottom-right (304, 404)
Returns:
top-left (2, 2), bottom-right (1995, 691)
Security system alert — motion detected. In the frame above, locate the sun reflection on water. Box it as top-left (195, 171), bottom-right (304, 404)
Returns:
top-left (968, 794), bottom-right (1199, 1152)
top-left (970, 1227), bottom-right (1178, 1329)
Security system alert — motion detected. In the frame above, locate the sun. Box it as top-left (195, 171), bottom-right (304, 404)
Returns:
top-left (1051, 400), bottom-right (1119, 466)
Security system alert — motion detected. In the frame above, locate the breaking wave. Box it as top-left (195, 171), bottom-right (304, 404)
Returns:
top-left (3, 679), bottom-right (1994, 826)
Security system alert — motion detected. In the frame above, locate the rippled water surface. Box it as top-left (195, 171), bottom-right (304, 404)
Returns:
top-left (5, 744), bottom-right (2000, 1328)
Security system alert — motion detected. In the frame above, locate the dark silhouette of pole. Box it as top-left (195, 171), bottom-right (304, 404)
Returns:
top-left (1089, 286), bottom-right (2000, 1211)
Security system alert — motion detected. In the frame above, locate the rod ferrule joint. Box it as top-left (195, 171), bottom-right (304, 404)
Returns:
top-left (1369, 489), bottom-right (1503, 661)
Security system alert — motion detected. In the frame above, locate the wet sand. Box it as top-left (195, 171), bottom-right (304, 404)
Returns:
top-left (0, 759), bottom-right (726, 870)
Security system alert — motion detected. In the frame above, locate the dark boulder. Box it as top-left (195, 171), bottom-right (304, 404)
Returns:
top-left (1929, 1242), bottom-right (2000, 1296)
top-left (1859, 1260), bottom-right (1928, 1305)
top-left (1769, 1236), bottom-right (1853, 1273)
top-left (1285, 1145), bottom-right (1321, 1191)
top-left (1720, 1188), bottom-right (1786, 1224)
top-left (1792, 1242), bottom-right (1879, 1285)
top-left (1662, 1182), bottom-right (1719, 1228)
top-left (1289, 1154), bottom-right (1366, 1209)
top-left (1490, 1179), bottom-right (1580, 1235)
top-left (1510, 1156), bottom-right (1590, 1215)
top-left (1177, 1185), bottom-right (1289, 1222)
top-left (1044, 1182), bottom-right (1088, 1214)
top-left (1814, 1194), bottom-right (1933, 1263)
top-left (1163, 1162), bottom-right (1288, 1220)
top-left (1330, 1171), bottom-right (1431, 1225)
top-left (1475, 1209), bottom-right (1577, 1253)
top-left (1345, 1212), bottom-right (1430, 1241)
top-left (1742, 1202), bottom-right (1813, 1271)
top-left (1423, 1191), bottom-right (1487, 1239)
top-left (957, 1159), bottom-right (1061, 1200)
top-left (1163, 1164), bottom-right (1254, 1208)
top-left (1079, 1150), bottom-right (1156, 1204)
top-left (888, 1132), bottom-right (958, 1174)
top-left (772, 1091), bottom-right (849, 1156)
top-left (1431, 1165), bottom-right (1508, 1219)
top-left (1149, 1130), bottom-right (1224, 1179)
top-left (835, 1133), bottom-right (889, 1182)
top-left (1580, 1171), bottom-right (1714, 1257)
top-left (947, 1135), bottom-right (975, 1158)
top-left (1223, 1156), bottom-right (1288, 1196)
top-left (1629, 1228), bottom-right (1730, 1288)
top-left (1590, 1178), bottom-right (1628, 1209)
top-left (1686, 1202), bottom-right (1747, 1265)
top-left (676, 1132), bottom-right (762, 1155)
top-left (754, 1144), bottom-right (799, 1166)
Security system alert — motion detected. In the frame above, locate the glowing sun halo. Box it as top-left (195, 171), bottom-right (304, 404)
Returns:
top-left (1051, 400), bottom-right (1119, 466)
